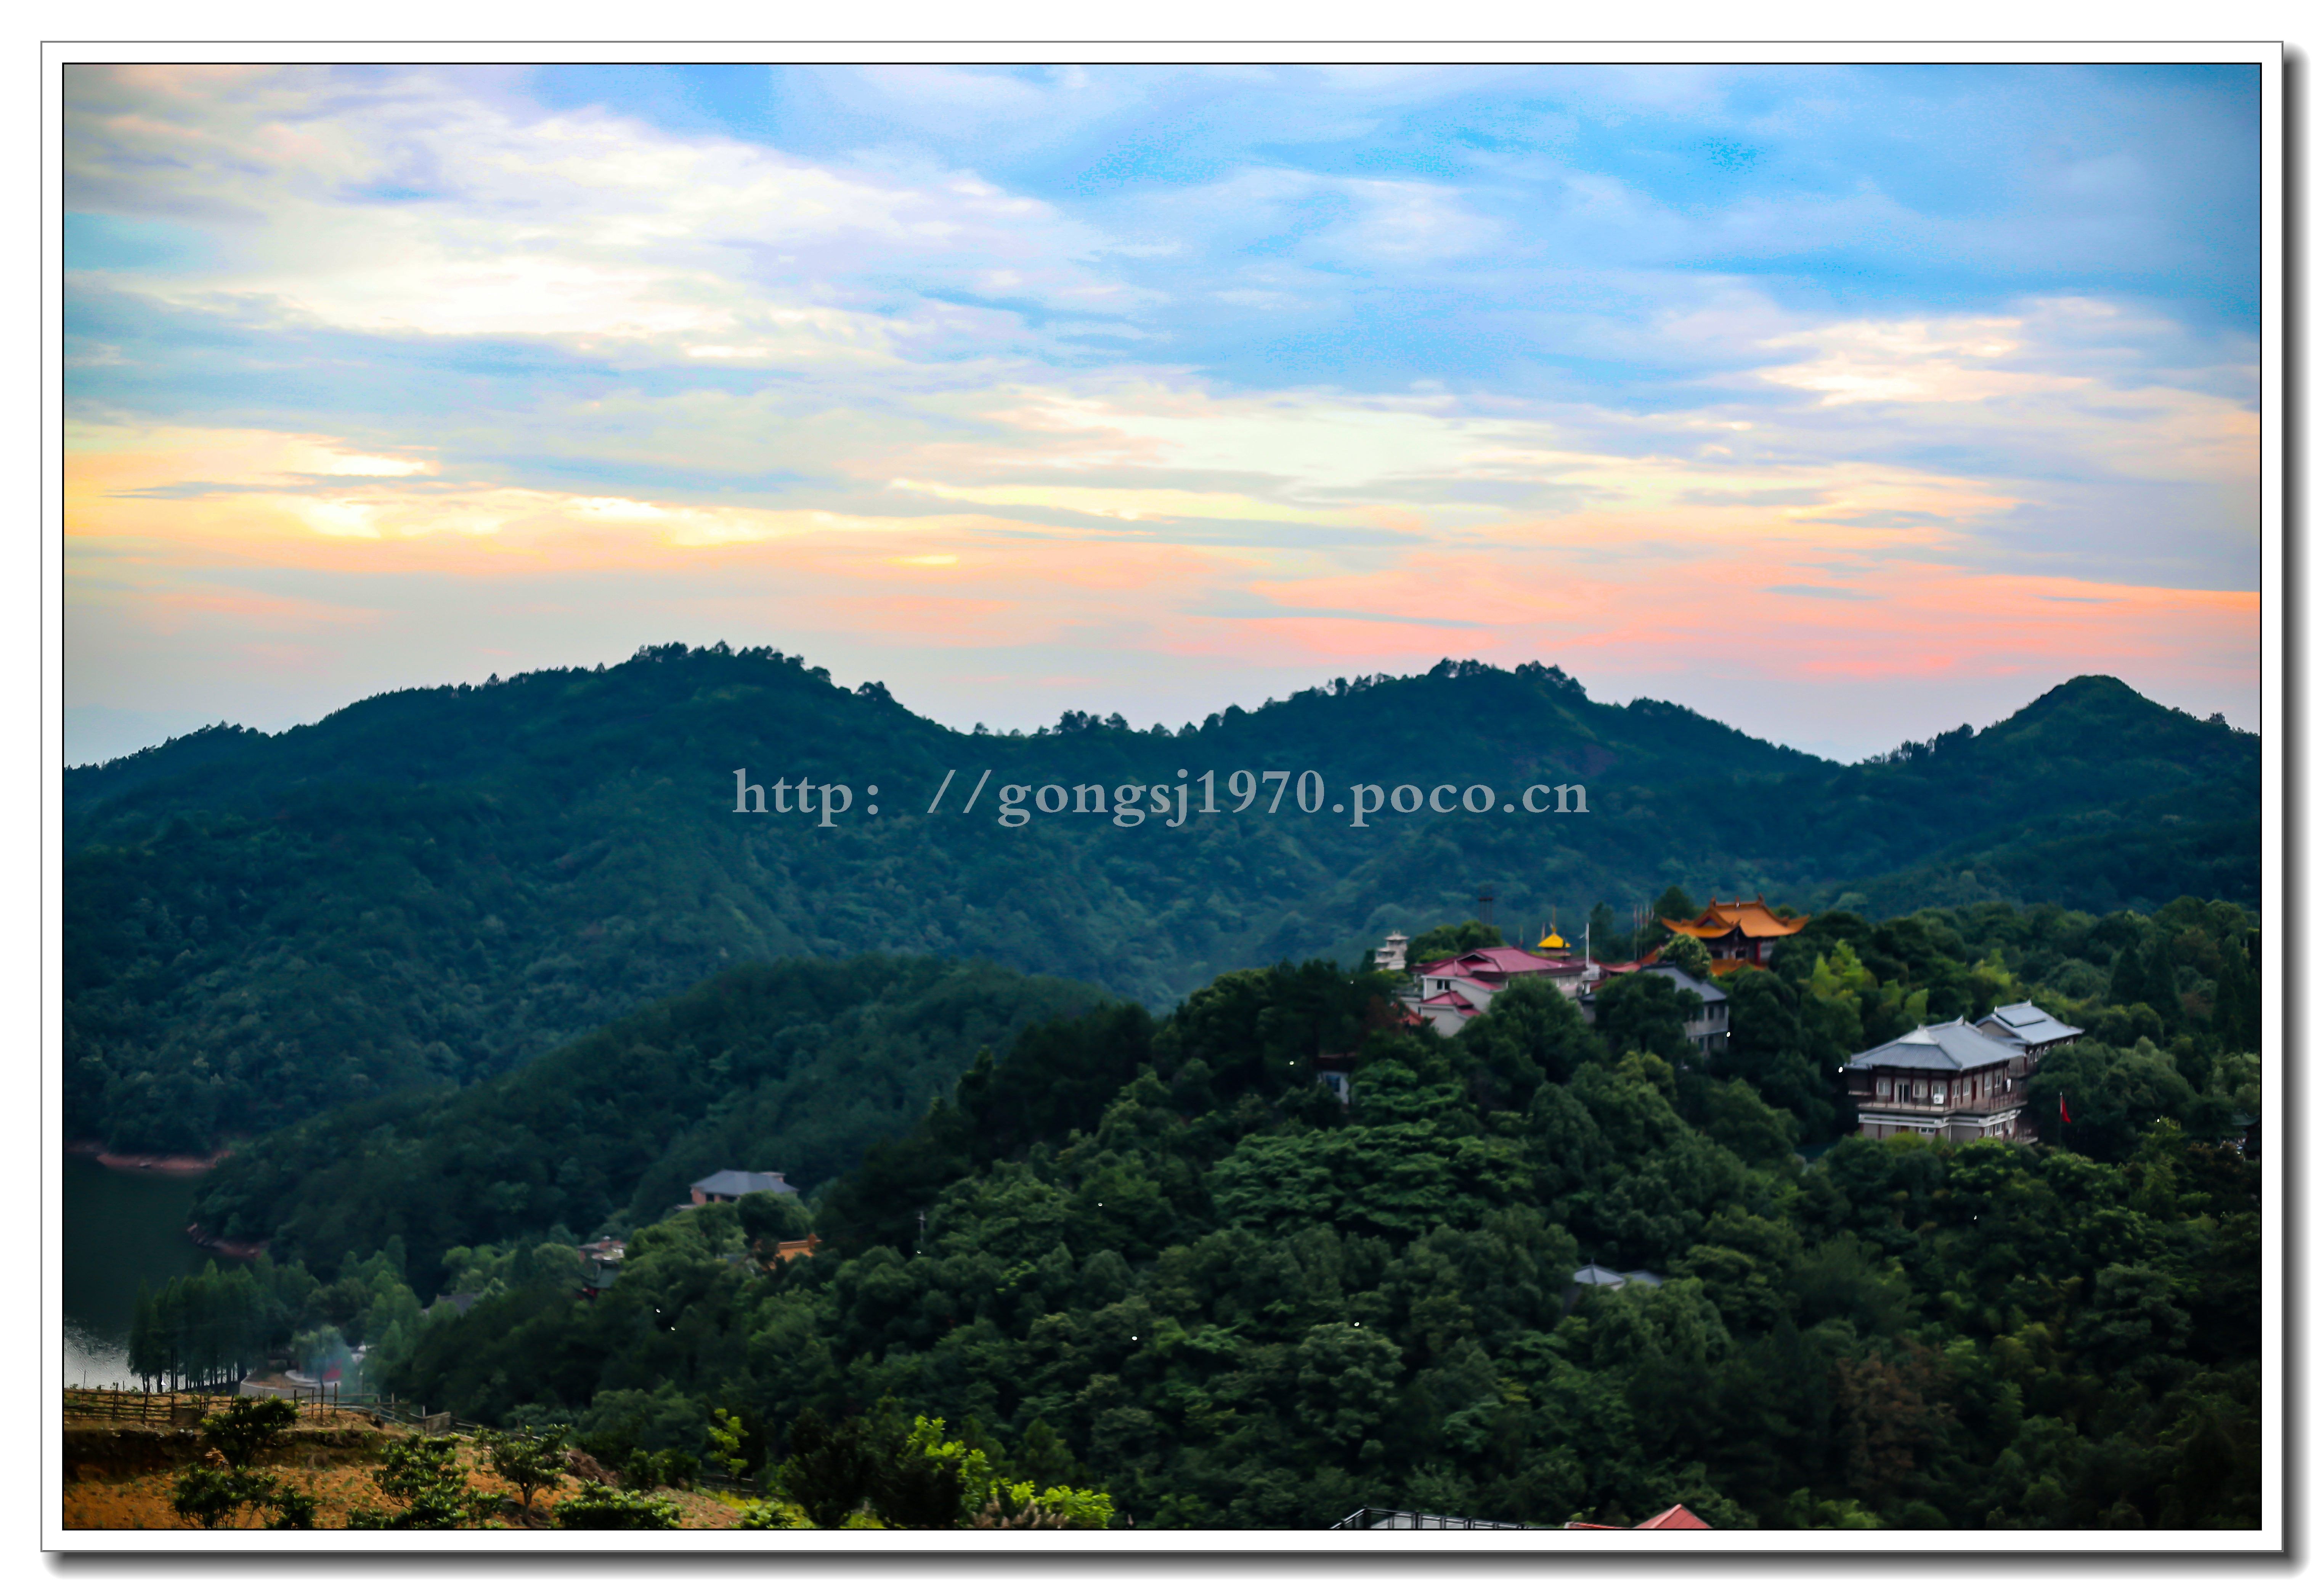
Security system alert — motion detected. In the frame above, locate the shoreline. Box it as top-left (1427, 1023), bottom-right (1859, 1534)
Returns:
top-left (63, 1140), bottom-right (231, 1177)
top-left (187, 1223), bottom-right (268, 1261)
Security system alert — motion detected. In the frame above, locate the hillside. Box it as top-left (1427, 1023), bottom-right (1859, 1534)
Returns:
top-left (358, 931), bottom-right (2259, 1531)
top-left (64, 647), bottom-right (2258, 1151)
top-left (185, 954), bottom-right (1110, 1296)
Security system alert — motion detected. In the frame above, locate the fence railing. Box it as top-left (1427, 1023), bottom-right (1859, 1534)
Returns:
top-left (64, 1384), bottom-right (425, 1425)
top-left (64, 1384), bottom-right (765, 1494)
top-left (1331, 1506), bottom-right (1541, 1529)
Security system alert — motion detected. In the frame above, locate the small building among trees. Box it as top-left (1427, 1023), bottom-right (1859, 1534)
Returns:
top-left (689, 1169), bottom-right (799, 1205)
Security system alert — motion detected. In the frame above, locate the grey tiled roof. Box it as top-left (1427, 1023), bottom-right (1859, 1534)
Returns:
top-left (1846, 1018), bottom-right (2024, 1073)
top-left (691, 1169), bottom-right (798, 1199)
top-left (1977, 1002), bottom-right (2084, 1048)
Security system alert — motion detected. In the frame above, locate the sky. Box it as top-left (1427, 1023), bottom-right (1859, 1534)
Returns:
top-left (61, 61), bottom-right (2264, 765)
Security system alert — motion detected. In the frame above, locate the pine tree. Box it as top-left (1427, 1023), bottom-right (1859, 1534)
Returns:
top-left (2144, 933), bottom-right (2182, 1022)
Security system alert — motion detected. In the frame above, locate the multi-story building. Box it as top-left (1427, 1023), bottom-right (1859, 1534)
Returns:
top-left (1403, 944), bottom-right (1592, 1036)
top-left (1843, 1004), bottom-right (2083, 1143)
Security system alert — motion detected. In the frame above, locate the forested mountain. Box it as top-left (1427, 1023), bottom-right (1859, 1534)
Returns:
top-left (326, 902), bottom-right (2258, 1530)
top-left (187, 955), bottom-right (1107, 1296)
top-left (64, 646), bottom-right (2258, 1151)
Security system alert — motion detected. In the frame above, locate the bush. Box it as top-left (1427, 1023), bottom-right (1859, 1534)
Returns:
top-left (552, 1481), bottom-right (684, 1529)
top-left (346, 1434), bottom-right (507, 1529)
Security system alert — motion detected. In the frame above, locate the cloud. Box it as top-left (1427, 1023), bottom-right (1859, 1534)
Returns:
top-left (61, 63), bottom-right (2261, 761)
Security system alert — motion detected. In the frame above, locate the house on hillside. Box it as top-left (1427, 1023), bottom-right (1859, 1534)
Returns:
top-left (1400, 943), bottom-right (1593, 1036)
top-left (1579, 964), bottom-right (1730, 1055)
top-left (1844, 1004), bottom-right (2082, 1143)
top-left (1563, 1262), bottom-right (1664, 1310)
top-left (1975, 1002), bottom-right (2085, 1064)
top-left (690, 1169), bottom-right (799, 1204)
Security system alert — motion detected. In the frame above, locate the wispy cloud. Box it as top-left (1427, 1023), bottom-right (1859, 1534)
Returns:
top-left (61, 62), bottom-right (2261, 763)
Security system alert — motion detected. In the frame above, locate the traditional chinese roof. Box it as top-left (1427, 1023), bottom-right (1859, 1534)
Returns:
top-left (1417, 946), bottom-right (1568, 979)
top-left (1845, 1018), bottom-right (2023, 1074)
top-left (1977, 1002), bottom-right (2084, 1048)
top-left (1537, 925), bottom-right (1571, 953)
top-left (1571, 1263), bottom-right (1627, 1287)
top-left (690, 1169), bottom-right (799, 1199)
top-left (1662, 896), bottom-right (1811, 941)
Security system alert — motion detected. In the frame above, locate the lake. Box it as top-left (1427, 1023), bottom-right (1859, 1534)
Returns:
top-left (61, 1154), bottom-right (247, 1387)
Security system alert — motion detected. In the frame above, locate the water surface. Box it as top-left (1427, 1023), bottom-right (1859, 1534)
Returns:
top-left (61, 1155), bottom-right (246, 1387)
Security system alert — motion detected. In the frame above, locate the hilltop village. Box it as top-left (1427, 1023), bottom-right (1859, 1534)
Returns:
top-left (1374, 896), bottom-right (2080, 1144)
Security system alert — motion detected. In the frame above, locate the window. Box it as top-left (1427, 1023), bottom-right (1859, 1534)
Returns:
top-left (1913, 1079), bottom-right (1927, 1101)
top-left (1932, 1084), bottom-right (1947, 1105)
top-left (1878, 1077), bottom-right (1891, 1099)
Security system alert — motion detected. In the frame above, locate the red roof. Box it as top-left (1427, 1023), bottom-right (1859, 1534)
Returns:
top-left (1564, 1502), bottom-right (1710, 1530)
top-left (1415, 946), bottom-right (1566, 980)
top-left (1592, 951), bottom-right (1664, 976)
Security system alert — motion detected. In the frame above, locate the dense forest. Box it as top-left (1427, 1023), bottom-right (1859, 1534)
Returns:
top-left (64, 647), bottom-right (2257, 1152)
top-left (181, 895), bottom-right (2258, 1530)
top-left (188, 955), bottom-right (1108, 1297)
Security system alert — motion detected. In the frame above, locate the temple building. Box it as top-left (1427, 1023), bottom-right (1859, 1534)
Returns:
top-left (1401, 944), bottom-right (1591, 1036)
top-left (1843, 1004), bottom-right (2083, 1143)
top-left (1660, 896), bottom-right (1812, 973)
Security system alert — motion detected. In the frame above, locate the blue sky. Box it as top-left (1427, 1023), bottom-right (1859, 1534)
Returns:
top-left (63, 62), bottom-right (2263, 763)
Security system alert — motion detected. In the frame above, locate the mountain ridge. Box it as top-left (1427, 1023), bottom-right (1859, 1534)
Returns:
top-left (63, 646), bottom-right (2257, 1151)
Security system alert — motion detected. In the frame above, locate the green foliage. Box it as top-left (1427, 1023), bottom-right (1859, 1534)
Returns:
top-left (167, 1403), bottom-right (317, 1532)
top-left (199, 1396), bottom-right (299, 1469)
top-left (551, 1481), bottom-right (684, 1529)
top-left (483, 1425), bottom-right (569, 1514)
top-left (706, 1408), bottom-right (752, 1483)
top-left (170, 1461), bottom-right (316, 1530)
top-left (776, 1405), bottom-right (964, 1528)
top-left (1406, 920), bottom-right (1504, 965)
top-left (129, 1260), bottom-right (311, 1389)
top-left (1594, 972), bottom-right (1701, 1064)
top-left (346, 1434), bottom-right (509, 1529)
top-left (368, 915), bottom-right (2256, 1531)
top-left (1664, 934), bottom-right (1713, 980)
top-left (192, 955), bottom-right (1106, 1292)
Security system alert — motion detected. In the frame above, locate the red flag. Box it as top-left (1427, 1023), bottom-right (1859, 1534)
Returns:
top-left (2059, 1096), bottom-right (2072, 1125)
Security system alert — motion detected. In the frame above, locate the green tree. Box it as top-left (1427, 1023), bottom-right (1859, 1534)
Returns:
top-left (1587, 901), bottom-right (1620, 963)
top-left (200, 1396), bottom-right (300, 1470)
top-left (1594, 973), bottom-right (1701, 1065)
top-left (552, 1481), bottom-right (684, 1529)
top-left (170, 1462), bottom-right (316, 1530)
top-left (1665, 935), bottom-right (1713, 980)
top-left (1406, 920), bottom-right (1504, 965)
top-left (347, 1434), bottom-right (507, 1529)
top-left (483, 1425), bottom-right (570, 1517)
top-left (167, 1397), bottom-right (315, 1529)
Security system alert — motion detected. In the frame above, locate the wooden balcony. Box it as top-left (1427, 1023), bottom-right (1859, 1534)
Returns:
top-left (1849, 1092), bottom-right (2016, 1115)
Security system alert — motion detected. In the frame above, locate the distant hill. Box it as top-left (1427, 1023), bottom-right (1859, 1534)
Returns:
top-left (63, 647), bottom-right (2257, 1151)
top-left (185, 953), bottom-right (1111, 1295)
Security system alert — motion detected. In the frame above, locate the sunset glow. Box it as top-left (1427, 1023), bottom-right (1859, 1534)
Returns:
top-left (63, 62), bottom-right (2261, 761)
